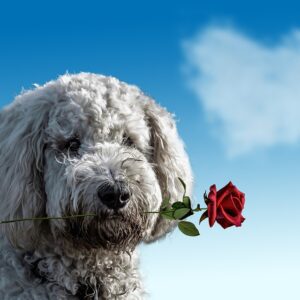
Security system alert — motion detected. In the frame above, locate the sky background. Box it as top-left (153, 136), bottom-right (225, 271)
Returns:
top-left (1, 1), bottom-right (299, 299)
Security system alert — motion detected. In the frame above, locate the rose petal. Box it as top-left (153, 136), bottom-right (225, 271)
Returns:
top-left (231, 196), bottom-right (243, 211)
top-left (222, 194), bottom-right (240, 214)
top-left (207, 184), bottom-right (217, 202)
top-left (207, 185), bottom-right (217, 227)
top-left (216, 182), bottom-right (235, 206)
top-left (216, 217), bottom-right (234, 229)
top-left (240, 193), bottom-right (246, 208)
top-left (219, 205), bottom-right (243, 227)
top-left (232, 187), bottom-right (245, 208)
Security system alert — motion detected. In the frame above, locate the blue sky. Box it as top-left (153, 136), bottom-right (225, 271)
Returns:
top-left (1, 1), bottom-right (300, 299)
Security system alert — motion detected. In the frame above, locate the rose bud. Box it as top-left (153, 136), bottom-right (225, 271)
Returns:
top-left (206, 182), bottom-right (245, 229)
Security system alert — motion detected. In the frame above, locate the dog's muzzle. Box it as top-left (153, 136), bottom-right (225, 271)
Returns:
top-left (97, 180), bottom-right (130, 210)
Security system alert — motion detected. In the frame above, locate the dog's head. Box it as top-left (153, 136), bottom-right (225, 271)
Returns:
top-left (0, 73), bottom-right (192, 251)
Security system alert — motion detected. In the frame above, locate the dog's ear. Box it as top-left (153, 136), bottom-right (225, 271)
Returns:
top-left (143, 98), bottom-right (193, 242)
top-left (0, 92), bottom-right (49, 250)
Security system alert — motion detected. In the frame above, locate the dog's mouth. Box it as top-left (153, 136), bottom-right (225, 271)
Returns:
top-left (60, 209), bottom-right (147, 251)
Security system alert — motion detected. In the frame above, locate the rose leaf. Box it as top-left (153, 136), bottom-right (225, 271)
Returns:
top-left (160, 210), bottom-right (176, 220)
top-left (183, 196), bottom-right (191, 209)
top-left (178, 221), bottom-right (200, 236)
top-left (178, 177), bottom-right (186, 196)
top-left (161, 197), bottom-right (171, 210)
top-left (172, 201), bottom-right (186, 209)
top-left (173, 208), bottom-right (191, 220)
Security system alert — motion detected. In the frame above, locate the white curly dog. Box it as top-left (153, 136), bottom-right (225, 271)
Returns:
top-left (0, 73), bottom-right (192, 299)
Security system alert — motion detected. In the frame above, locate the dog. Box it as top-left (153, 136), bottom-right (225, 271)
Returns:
top-left (0, 73), bottom-right (192, 299)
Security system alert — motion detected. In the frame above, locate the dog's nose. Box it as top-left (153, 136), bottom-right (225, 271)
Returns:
top-left (97, 182), bottom-right (130, 210)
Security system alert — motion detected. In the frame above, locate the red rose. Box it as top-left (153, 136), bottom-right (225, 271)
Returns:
top-left (206, 182), bottom-right (245, 229)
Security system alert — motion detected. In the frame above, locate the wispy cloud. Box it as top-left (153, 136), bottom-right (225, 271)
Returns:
top-left (183, 26), bottom-right (300, 157)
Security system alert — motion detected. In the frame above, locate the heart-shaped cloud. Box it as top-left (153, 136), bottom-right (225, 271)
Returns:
top-left (183, 26), bottom-right (300, 157)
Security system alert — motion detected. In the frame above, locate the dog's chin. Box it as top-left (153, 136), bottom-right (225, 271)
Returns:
top-left (61, 209), bottom-right (147, 252)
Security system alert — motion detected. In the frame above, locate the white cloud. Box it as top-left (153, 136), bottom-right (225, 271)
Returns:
top-left (183, 26), bottom-right (300, 157)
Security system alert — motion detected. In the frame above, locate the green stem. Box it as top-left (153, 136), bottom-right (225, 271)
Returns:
top-left (193, 208), bottom-right (207, 212)
top-left (145, 207), bottom-right (207, 214)
top-left (0, 214), bottom-right (97, 224)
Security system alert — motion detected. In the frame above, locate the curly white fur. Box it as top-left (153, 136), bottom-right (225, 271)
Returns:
top-left (0, 73), bottom-right (192, 299)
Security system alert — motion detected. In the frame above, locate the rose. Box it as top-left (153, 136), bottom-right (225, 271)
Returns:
top-left (206, 182), bottom-right (245, 229)
top-left (145, 179), bottom-right (245, 236)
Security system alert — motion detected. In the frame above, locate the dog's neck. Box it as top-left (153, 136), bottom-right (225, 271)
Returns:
top-left (22, 237), bottom-right (142, 299)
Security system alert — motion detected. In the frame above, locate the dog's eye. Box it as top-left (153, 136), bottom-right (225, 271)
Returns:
top-left (65, 138), bottom-right (81, 154)
top-left (122, 134), bottom-right (134, 147)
